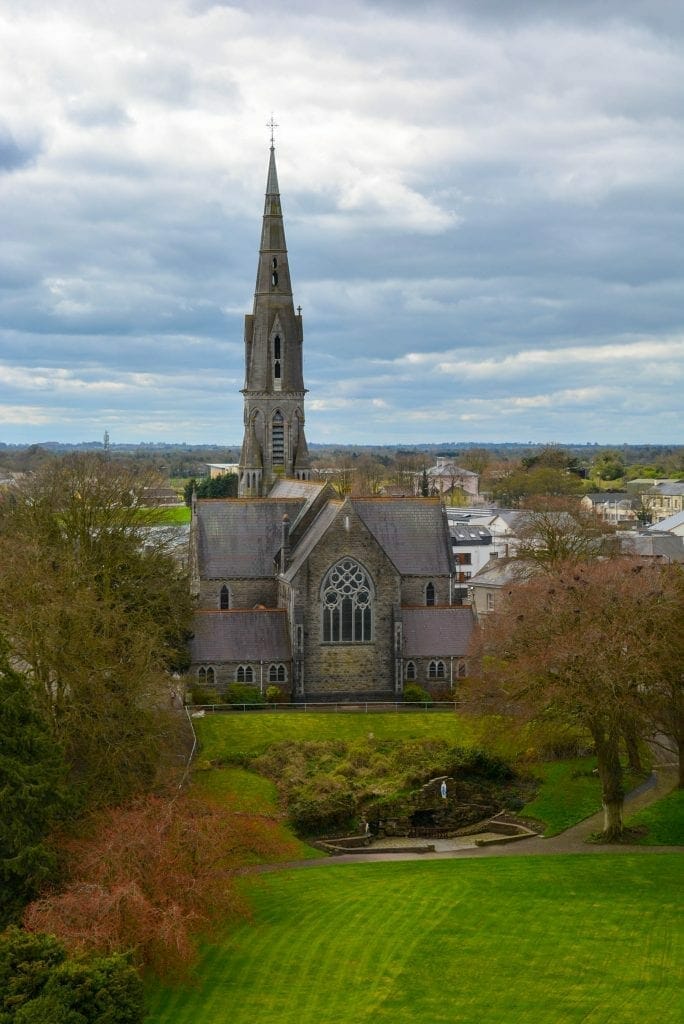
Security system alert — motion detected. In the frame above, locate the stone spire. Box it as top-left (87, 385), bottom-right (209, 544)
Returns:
top-left (238, 142), bottom-right (311, 497)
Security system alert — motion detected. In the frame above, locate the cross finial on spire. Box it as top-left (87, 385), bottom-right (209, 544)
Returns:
top-left (267, 114), bottom-right (278, 147)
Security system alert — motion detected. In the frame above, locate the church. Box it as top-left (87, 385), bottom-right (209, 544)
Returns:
top-left (188, 143), bottom-right (474, 700)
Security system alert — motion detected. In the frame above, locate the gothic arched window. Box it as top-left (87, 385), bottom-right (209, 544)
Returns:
top-left (426, 582), bottom-right (436, 606)
top-left (268, 664), bottom-right (287, 683)
top-left (219, 585), bottom-right (230, 610)
top-left (321, 558), bottom-right (373, 643)
top-left (428, 660), bottom-right (446, 679)
top-left (405, 661), bottom-right (416, 681)
top-left (236, 665), bottom-right (254, 683)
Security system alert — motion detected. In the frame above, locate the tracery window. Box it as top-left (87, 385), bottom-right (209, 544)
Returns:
top-left (236, 665), bottom-right (254, 683)
top-left (321, 558), bottom-right (373, 643)
top-left (268, 663), bottom-right (287, 682)
top-left (428, 660), bottom-right (446, 679)
top-left (198, 666), bottom-right (215, 686)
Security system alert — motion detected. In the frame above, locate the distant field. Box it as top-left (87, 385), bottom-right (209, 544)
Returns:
top-left (194, 711), bottom-right (478, 761)
top-left (152, 504), bottom-right (190, 524)
top-left (146, 853), bottom-right (683, 1024)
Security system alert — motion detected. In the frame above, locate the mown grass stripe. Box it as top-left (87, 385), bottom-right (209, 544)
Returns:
top-left (146, 854), bottom-right (682, 1024)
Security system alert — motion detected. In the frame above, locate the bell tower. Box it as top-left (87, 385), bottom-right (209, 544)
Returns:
top-left (238, 134), bottom-right (311, 497)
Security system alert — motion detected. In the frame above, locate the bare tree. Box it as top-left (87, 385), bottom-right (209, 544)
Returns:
top-left (471, 558), bottom-right (682, 839)
top-left (514, 497), bottom-right (616, 571)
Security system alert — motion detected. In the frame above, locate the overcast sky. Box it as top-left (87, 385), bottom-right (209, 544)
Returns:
top-left (1, 0), bottom-right (682, 446)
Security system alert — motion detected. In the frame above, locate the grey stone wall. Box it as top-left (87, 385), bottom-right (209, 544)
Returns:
top-left (400, 574), bottom-right (452, 607)
top-left (198, 577), bottom-right (278, 610)
top-left (190, 659), bottom-right (292, 695)
top-left (403, 657), bottom-right (468, 691)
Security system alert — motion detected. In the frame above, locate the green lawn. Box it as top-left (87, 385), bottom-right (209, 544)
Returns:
top-left (520, 757), bottom-right (604, 836)
top-left (195, 711), bottom-right (478, 761)
top-left (627, 788), bottom-right (684, 845)
top-left (146, 854), bottom-right (683, 1024)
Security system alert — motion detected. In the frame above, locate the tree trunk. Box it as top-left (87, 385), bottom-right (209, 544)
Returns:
top-left (593, 726), bottom-right (624, 841)
top-left (679, 735), bottom-right (684, 790)
top-left (623, 721), bottom-right (643, 773)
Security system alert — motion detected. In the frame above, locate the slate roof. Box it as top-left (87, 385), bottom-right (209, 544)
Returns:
top-left (647, 510), bottom-right (684, 533)
top-left (652, 481), bottom-right (684, 496)
top-left (469, 559), bottom-right (533, 587)
top-left (619, 533), bottom-right (684, 562)
top-left (351, 498), bottom-right (452, 574)
top-left (402, 607), bottom-right (474, 657)
top-left (195, 498), bottom-right (304, 577)
top-left (584, 491), bottom-right (635, 506)
top-left (427, 463), bottom-right (477, 478)
top-left (190, 609), bottom-right (291, 662)
top-left (450, 525), bottom-right (492, 545)
top-left (282, 500), bottom-right (343, 582)
top-left (269, 478), bottom-right (329, 532)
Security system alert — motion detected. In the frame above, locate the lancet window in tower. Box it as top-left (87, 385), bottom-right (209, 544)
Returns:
top-left (321, 558), bottom-right (374, 643)
top-left (273, 334), bottom-right (282, 390)
top-left (272, 412), bottom-right (285, 465)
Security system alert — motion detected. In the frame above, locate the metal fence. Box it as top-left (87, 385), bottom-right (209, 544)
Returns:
top-left (190, 701), bottom-right (466, 714)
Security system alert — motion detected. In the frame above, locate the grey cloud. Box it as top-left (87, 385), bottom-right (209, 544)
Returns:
top-left (0, 126), bottom-right (41, 173)
top-left (65, 98), bottom-right (133, 128)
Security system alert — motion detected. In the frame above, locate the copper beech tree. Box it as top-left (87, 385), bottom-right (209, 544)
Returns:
top-left (472, 558), bottom-right (682, 840)
top-left (24, 790), bottom-right (301, 978)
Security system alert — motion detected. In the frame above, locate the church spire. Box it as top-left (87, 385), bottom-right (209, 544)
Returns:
top-left (238, 139), bottom-right (311, 497)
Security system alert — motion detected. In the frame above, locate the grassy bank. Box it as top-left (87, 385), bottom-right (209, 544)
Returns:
top-left (194, 711), bottom-right (478, 762)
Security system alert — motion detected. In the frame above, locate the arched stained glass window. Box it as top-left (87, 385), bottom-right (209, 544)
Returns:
top-left (405, 661), bottom-right (416, 681)
top-left (220, 585), bottom-right (230, 610)
top-left (321, 558), bottom-right (373, 643)
top-left (428, 660), bottom-right (446, 679)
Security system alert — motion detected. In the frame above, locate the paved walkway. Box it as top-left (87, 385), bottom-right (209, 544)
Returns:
top-left (256, 767), bottom-right (681, 873)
